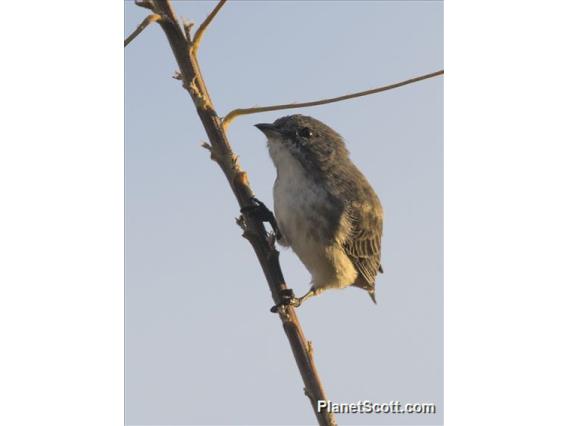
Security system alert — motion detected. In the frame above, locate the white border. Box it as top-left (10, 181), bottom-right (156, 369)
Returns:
top-left (446, 1), bottom-right (568, 425)
top-left (1, 1), bottom-right (568, 425)
top-left (0, 1), bottom-right (124, 425)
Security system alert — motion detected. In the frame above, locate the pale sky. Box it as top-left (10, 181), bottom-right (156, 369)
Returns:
top-left (125, 1), bottom-right (443, 425)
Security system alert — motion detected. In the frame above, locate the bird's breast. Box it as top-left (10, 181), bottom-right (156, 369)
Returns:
top-left (269, 141), bottom-right (358, 289)
top-left (272, 148), bottom-right (340, 253)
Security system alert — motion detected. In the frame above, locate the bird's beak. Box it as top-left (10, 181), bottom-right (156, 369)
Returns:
top-left (254, 123), bottom-right (278, 136)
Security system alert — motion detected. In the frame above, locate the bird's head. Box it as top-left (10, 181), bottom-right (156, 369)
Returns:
top-left (255, 115), bottom-right (349, 174)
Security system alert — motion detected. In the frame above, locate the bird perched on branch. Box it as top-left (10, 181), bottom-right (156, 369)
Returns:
top-left (252, 114), bottom-right (383, 309)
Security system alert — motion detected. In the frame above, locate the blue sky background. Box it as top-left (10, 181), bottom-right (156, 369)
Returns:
top-left (125, 1), bottom-right (443, 425)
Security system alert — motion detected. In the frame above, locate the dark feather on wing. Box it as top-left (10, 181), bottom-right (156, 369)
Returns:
top-left (343, 202), bottom-right (383, 288)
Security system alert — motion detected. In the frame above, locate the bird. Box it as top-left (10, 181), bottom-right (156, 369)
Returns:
top-left (253, 114), bottom-right (383, 308)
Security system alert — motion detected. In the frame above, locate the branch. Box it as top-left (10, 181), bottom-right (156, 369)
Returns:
top-left (146, 1), bottom-right (336, 425)
top-left (124, 14), bottom-right (162, 47)
top-left (223, 69), bottom-right (444, 128)
top-left (134, 0), bottom-right (155, 11)
top-left (191, 0), bottom-right (228, 53)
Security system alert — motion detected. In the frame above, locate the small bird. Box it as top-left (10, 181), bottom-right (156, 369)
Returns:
top-left (254, 114), bottom-right (383, 307)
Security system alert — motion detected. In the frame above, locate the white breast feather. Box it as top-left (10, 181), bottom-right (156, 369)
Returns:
top-left (268, 138), bottom-right (357, 290)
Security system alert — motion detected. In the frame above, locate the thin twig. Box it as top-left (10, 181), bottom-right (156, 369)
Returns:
top-left (222, 69), bottom-right (444, 128)
top-left (124, 14), bottom-right (162, 47)
top-left (135, 0), bottom-right (155, 11)
top-left (191, 0), bottom-right (228, 53)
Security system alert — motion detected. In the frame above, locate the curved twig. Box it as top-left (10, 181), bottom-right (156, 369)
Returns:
top-left (222, 69), bottom-right (444, 128)
top-left (124, 14), bottom-right (162, 47)
top-left (191, 0), bottom-right (228, 53)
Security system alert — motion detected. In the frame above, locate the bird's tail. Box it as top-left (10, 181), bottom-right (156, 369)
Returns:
top-left (368, 289), bottom-right (377, 304)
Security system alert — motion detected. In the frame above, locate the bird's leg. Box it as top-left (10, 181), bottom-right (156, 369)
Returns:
top-left (294, 287), bottom-right (319, 306)
top-left (240, 197), bottom-right (281, 241)
top-left (270, 286), bottom-right (320, 313)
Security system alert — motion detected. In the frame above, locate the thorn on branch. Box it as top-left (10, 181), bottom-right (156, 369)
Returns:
top-left (182, 18), bottom-right (195, 42)
top-left (201, 141), bottom-right (223, 163)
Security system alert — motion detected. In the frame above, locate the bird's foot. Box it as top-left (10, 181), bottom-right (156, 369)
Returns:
top-left (270, 288), bottom-right (317, 313)
top-left (240, 197), bottom-right (281, 240)
top-left (270, 288), bottom-right (296, 313)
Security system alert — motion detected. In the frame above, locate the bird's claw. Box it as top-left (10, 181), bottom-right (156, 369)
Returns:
top-left (270, 288), bottom-right (299, 313)
top-left (241, 197), bottom-right (281, 240)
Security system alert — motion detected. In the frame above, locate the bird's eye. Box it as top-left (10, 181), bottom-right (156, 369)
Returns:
top-left (298, 127), bottom-right (313, 138)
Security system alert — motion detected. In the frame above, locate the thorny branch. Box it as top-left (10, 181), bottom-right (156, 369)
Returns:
top-left (223, 69), bottom-right (444, 128)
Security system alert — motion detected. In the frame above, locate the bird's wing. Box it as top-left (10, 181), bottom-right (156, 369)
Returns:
top-left (342, 202), bottom-right (383, 286)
